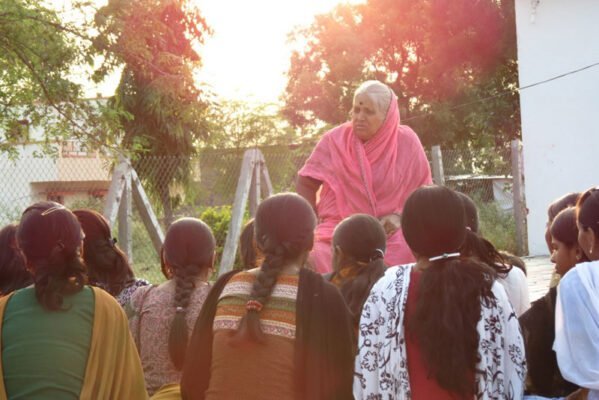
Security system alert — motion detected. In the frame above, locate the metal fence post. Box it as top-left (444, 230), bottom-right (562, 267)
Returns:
top-left (219, 149), bottom-right (257, 275)
top-left (103, 157), bottom-right (130, 227)
top-left (248, 157), bottom-right (261, 217)
top-left (511, 140), bottom-right (527, 255)
top-left (118, 172), bottom-right (133, 262)
top-left (431, 145), bottom-right (445, 186)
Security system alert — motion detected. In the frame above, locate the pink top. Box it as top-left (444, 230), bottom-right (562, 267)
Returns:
top-left (299, 92), bottom-right (432, 273)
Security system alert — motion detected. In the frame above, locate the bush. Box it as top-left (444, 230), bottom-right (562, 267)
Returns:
top-left (477, 199), bottom-right (517, 255)
top-left (199, 205), bottom-right (233, 270)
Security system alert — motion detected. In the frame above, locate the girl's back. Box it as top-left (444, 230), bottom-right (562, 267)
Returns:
top-left (206, 270), bottom-right (299, 400)
top-left (128, 280), bottom-right (211, 395)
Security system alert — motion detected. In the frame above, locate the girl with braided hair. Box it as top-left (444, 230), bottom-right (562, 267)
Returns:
top-left (128, 217), bottom-right (215, 397)
top-left (181, 193), bottom-right (354, 400)
top-left (327, 214), bottom-right (387, 331)
top-left (0, 201), bottom-right (147, 399)
top-left (73, 209), bottom-right (149, 307)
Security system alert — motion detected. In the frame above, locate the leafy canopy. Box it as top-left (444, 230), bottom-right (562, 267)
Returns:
top-left (283, 0), bottom-right (520, 149)
top-left (92, 0), bottom-right (213, 224)
top-left (0, 0), bottom-right (118, 156)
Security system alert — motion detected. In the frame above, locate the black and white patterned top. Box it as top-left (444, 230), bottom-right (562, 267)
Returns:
top-left (354, 264), bottom-right (526, 400)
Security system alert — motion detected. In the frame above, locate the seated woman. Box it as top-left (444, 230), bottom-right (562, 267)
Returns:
top-left (354, 186), bottom-right (526, 399)
top-left (297, 80), bottom-right (431, 273)
top-left (181, 193), bottom-right (355, 400)
top-left (73, 209), bottom-right (149, 306)
top-left (328, 214), bottom-right (387, 330)
top-left (0, 202), bottom-right (147, 399)
top-left (545, 192), bottom-right (580, 288)
top-left (553, 187), bottom-right (599, 400)
top-left (458, 192), bottom-right (531, 316)
top-left (520, 207), bottom-right (583, 397)
top-left (545, 192), bottom-right (580, 253)
top-left (127, 217), bottom-right (215, 397)
top-left (0, 224), bottom-right (31, 295)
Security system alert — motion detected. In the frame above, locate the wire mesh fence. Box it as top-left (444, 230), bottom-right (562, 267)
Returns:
top-left (438, 147), bottom-right (520, 255)
top-left (0, 142), bottom-right (522, 284)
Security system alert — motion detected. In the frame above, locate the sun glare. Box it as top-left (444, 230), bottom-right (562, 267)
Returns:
top-left (192, 0), bottom-right (365, 104)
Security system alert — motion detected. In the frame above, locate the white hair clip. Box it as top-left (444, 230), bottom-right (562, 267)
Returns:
top-left (428, 252), bottom-right (461, 262)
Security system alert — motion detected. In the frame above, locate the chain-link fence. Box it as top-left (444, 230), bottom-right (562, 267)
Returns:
top-left (434, 146), bottom-right (523, 255)
top-left (0, 142), bottom-right (523, 284)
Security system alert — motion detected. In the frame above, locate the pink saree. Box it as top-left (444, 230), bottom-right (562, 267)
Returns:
top-left (299, 93), bottom-right (432, 273)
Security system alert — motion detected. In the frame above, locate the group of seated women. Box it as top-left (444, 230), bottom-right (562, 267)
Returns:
top-left (1, 185), bottom-right (596, 399)
top-left (0, 79), bottom-right (597, 399)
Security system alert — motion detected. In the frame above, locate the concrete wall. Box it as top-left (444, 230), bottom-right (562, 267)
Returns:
top-left (515, 0), bottom-right (599, 255)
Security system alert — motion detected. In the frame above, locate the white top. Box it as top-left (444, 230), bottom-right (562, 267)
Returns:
top-left (497, 266), bottom-right (530, 316)
top-left (354, 264), bottom-right (526, 399)
top-left (554, 261), bottom-right (599, 392)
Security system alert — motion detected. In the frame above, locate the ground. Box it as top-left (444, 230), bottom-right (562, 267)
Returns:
top-left (525, 255), bottom-right (553, 301)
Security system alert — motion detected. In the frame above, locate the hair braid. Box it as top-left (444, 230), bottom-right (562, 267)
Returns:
top-left (231, 193), bottom-right (316, 344)
top-left (231, 245), bottom-right (288, 344)
top-left (168, 263), bottom-right (201, 370)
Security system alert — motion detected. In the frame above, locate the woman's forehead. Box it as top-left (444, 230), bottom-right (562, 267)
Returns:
top-left (353, 92), bottom-right (377, 107)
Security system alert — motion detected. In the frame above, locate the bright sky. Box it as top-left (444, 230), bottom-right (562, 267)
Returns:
top-left (89, 0), bottom-right (363, 103)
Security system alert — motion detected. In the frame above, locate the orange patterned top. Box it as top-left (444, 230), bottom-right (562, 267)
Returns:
top-left (213, 271), bottom-right (299, 339)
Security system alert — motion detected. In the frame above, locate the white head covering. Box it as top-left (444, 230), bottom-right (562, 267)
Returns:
top-left (554, 261), bottom-right (599, 390)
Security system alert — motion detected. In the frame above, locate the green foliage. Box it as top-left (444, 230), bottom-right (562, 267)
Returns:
top-left (0, 0), bottom-right (123, 156)
top-left (477, 199), bottom-right (517, 255)
top-left (93, 0), bottom-right (214, 224)
top-left (283, 0), bottom-right (520, 149)
top-left (205, 100), bottom-right (300, 149)
top-left (199, 205), bottom-right (232, 268)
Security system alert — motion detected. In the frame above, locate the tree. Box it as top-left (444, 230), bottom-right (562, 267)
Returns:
top-left (93, 0), bottom-right (213, 224)
top-left (0, 0), bottom-right (117, 156)
top-left (205, 100), bottom-right (300, 150)
top-left (283, 0), bottom-right (520, 150)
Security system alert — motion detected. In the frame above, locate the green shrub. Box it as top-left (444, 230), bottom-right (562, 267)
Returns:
top-left (477, 200), bottom-right (517, 255)
top-left (199, 205), bottom-right (233, 268)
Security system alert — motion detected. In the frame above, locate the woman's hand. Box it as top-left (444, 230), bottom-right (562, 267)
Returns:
top-left (379, 213), bottom-right (401, 236)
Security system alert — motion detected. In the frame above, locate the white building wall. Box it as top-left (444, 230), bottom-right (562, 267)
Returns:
top-left (0, 145), bottom-right (58, 224)
top-left (515, 0), bottom-right (599, 255)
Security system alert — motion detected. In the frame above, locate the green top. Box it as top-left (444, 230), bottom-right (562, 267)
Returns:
top-left (2, 286), bottom-right (94, 399)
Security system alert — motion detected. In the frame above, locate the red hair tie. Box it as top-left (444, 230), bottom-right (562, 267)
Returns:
top-left (246, 300), bottom-right (264, 312)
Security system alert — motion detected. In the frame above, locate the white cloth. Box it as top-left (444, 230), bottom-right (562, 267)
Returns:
top-left (497, 266), bottom-right (531, 317)
top-left (554, 261), bottom-right (599, 390)
top-left (354, 264), bottom-right (526, 400)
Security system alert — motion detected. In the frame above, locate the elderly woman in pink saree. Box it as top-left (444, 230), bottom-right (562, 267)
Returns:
top-left (297, 81), bottom-right (432, 274)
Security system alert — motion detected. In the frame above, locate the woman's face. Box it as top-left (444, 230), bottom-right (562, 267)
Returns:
top-left (577, 220), bottom-right (597, 260)
top-left (351, 93), bottom-right (386, 142)
top-left (550, 237), bottom-right (580, 276)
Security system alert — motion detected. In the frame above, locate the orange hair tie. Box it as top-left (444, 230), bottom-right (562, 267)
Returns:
top-left (246, 300), bottom-right (264, 312)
